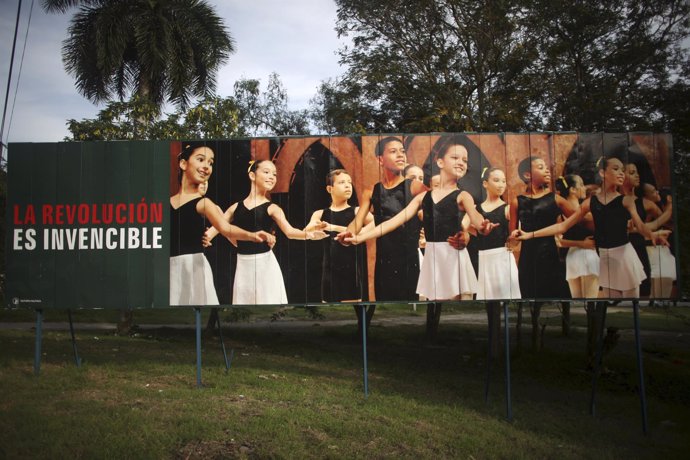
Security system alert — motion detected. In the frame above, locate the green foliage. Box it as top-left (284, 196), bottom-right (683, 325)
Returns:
top-left (234, 73), bottom-right (311, 136)
top-left (223, 307), bottom-right (252, 323)
top-left (65, 74), bottom-right (310, 141)
top-left (312, 0), bottom-right (690, 134)
top-left (44, 0), bottom-right (234, 110)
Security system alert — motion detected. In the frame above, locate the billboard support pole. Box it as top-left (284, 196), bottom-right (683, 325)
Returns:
top-left (361, 304), bottom-right (368, 398)
top-left (589, 301), bottom-right (608, 416)
top-left (67, 309), bottom-right (82, 367)
top-left (633, 300), bottom-right (649, 434)
top-left (504, 302), bottom-right (513, 422)
top-left (33, 309), bottom-right (43, 376)
top-left (216, 311), bottom-right (233, 372)
top-left (195, 307), bottom-right (203, 388)
top-left (484, 303), bottom-right (493, 404)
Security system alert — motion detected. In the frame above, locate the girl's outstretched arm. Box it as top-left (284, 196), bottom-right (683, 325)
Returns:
top-left (304, 209), bottom-right (329, 233)
top-left (644, 196), bottom-right (672, 231)
top-left (458, 191), bottom-right (498, 235)
top-left (346, 189), bottom-right (373, 235)
top-left (200, 199), bottom-right (275, 246)
top-left (513, 199), bottom-right (589, 241)
top-left (203, 204), bottom-right (233, 247)
top-left (623, 196), bottom-right (670, 245)
top-left (270, 204), bottom-right (327, 240)
top-left (345, 192), bottom-right (425, 245)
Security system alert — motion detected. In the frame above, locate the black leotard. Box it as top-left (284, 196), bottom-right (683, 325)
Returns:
top-left (320, 207), bottom-right (368, 302)
top-left (371, 179), bottom-right (420, 301)
top-left (517, 193), bottom-right (570, 299)
top-left (170, 197), bottom-right (205, 257)
top-left (421, 189), bottom-right (463, 242)
top-left (232, 201), bottom-right (273, 255)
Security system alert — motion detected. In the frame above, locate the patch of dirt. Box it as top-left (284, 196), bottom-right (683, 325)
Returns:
top-left (175, 439), bottom-right (253, 459)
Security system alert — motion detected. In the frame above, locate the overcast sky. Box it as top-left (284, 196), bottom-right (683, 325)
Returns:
top-left (0, 0), bottom-right (347, 144)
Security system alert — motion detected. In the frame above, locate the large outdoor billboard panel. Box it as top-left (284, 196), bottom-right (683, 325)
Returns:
top-left (5, 133), bottom-right (677, 308)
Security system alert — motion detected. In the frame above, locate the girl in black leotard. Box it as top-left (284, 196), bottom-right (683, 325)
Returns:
top-left (554, 174), bottom-right (600, 299)
top-left (509, 156), bottom-right (576, 349)
top-left (339, 137), bottom-right (426, 302)
top-left (510, 157), bottom-right (575, 300)
top-left (169, 144), bottom-right (274, 306)
top-left (514, 157), bottom-right (669, 298)
top-left (622, 162), bottom-right (673, 297)
top-left (472, 168), bottom-right (521, 300)
top-left (205, 160), bottom-right (326, 305)
top-left (346, 141), bottom-right (495, 301)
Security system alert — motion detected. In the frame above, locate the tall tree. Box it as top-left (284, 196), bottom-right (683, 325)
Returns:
top-left (316, 0), bottom-right (689, 134)
top-left (43, 0), bottom-right (234, 110)
top-left (313, 0), bottom-right (536, 133)
top-left (526, 0), bottom-right (690, 131)
top-left (64, 74), bottom-right (310, 141)
top-left (233, 73), bottom-right (311, 136)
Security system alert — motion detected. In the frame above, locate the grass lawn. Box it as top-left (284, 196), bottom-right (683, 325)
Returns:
top-left (1, 303), bottom-right (689, 458)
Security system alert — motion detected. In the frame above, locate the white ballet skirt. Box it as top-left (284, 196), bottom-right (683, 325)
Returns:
top-left (476, 246), bottom-right (521, 300)
top-left (233, 251), bottom-right (288, 305)
top-left (565, 247), bottom-right (600, 280)
top-left (416, 242), bottom-right (477, 300)
top-left (598, 243), bottom-right (646, 292)
top-left (646, 245), bottom-right (676, 280)
top-left (169, 253), bottom-right (219, 306)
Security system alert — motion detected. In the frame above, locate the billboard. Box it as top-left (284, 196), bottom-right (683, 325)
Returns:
top-left (5, 133), bottom-right (677, 308)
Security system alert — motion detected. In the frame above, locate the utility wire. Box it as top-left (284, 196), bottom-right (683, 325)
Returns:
top-left (1, 0), bottom-right (23, 164)
top-left (6, 0), bottom-right (36, 144)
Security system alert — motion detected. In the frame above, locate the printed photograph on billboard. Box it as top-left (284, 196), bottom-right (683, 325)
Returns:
top-left (5, 132), bottom-right (676, 308)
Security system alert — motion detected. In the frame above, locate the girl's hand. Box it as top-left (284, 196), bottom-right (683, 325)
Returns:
top-left (652, 229), bottom-right (671, 246)
top-left (554, 234), bottom-right (563, 248)
top-left (447, 231), bottom-right (469, 250)
top-left (254, 231), bottom-right (276, 248)
top-left (511, 229), bottom-right (533, 241)
top-left (309, 220), bottom-right (329, 232)
top-left (335, 230), bottom-right (353, 246)
top-left (343, 234), bottom-right (360, 245)
top-left (664, 195), bottom-right (673, 211)
top-left (581, 235), bottom-right (596, 250)
top-left (478, 219), bottom-right (499, 235)
top-left (202, 228), bottom-right (213, 247)
top-left (307, 230), bottom-right (328, 241)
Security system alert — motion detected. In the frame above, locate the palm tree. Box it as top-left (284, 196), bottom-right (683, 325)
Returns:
top-left (43, 0), bottom-right (234, 110)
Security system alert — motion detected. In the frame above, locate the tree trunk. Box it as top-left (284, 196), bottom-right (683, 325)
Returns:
top-left (205, 308), bottom-right (219, 337)
top-left (515, 302), bottom-right (523, 352)
top-left (486, 301), bottom-right (501, 359)
top-left (585, 301), bottom-right (606, 368)
top-left (561, 301), bottom-right (571, 336)
top-left (530, 302), bottom-right (543, 351)
top-left (425, 302), bottom-right (442, 341)
top-left (354, 305), bottom-right (375, 339)
top-left (116, 308), bottom-right (134, 335)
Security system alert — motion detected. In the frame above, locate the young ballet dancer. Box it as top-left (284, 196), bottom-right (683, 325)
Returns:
top-left (513, 156), bottom-right (670, 299)
top-left (339, 136), bottom-right (426, 302)
top-left (509, 156), bottom-right (575, 349)
top-left (345, 138), bottom-right (495, 302)
top-left (622, 162), bottom-right (673, 297)
top-left (641, 183), bottom-right (676, 299)
top-left (553, 174), bottom-right (600, 299)
top-left (305, 169), bottom-right (373, 302)
top-left (471, 167), bottom-right (521, 301)
top-left (205, 159), bottom-right (326, 305)
top-left (170, 144), bottom-right (275, 306)
top-left (464, 167), bottom-right (521, 356)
